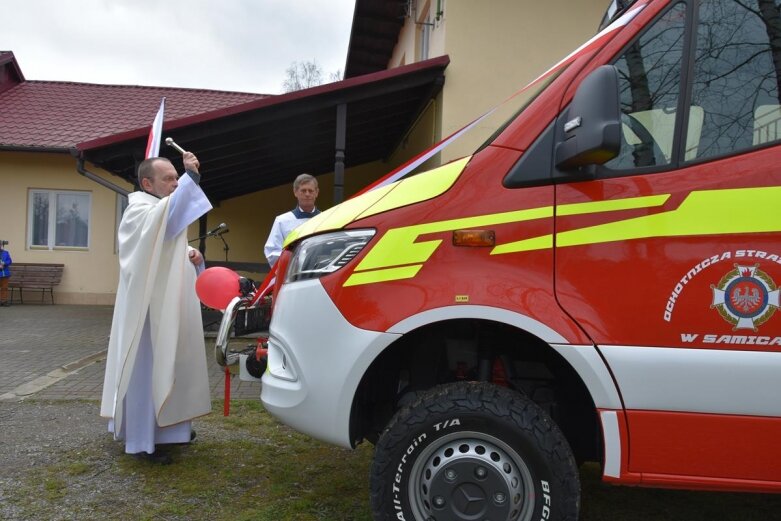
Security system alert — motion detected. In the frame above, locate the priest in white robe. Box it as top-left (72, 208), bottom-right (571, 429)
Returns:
top-left (101, 152), bottom-right (212, 462)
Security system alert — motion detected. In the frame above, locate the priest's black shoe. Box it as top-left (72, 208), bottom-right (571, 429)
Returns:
top-left (133, 450), bottom-right (172, 465)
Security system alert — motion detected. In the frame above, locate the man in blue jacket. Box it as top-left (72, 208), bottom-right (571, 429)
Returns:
top-left (0, 242), bottom-right (11, 306)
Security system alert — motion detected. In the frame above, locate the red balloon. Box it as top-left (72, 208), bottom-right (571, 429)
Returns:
top-left (196, 267), bottom-right (241, 310)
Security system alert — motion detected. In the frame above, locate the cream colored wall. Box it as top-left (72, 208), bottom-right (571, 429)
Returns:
top-left (389, 16), bottom-right (416, 68)
top-left (201, 159), bottom-right (392, 281)
top-left (389, 0), bottom-right (447, 69)
top-left (200, 180), bottom-right (319, 280)
top-left (384, 1), bottom-right (449, 174)
top-left (385, 98), bottom-right (441, 171)
top-left (331, 159), bottom-right (392, 198)
top-left (0, 151), bottom-right (132, 305)
top-left (386, 0), bottom-right (605, 164)
top-left (201, 184), bottom-right (289, 279)
top-left (439, 0), bottom-right (605, 162)
top-left (0, 150), bottom-right (397, 304)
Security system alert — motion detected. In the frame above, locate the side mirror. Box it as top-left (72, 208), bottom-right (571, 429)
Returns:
top-left (555, 65), bottom-right (621, 169)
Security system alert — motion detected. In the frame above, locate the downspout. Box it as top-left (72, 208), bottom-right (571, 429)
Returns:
top-left (74, 156), bottom-right (131, 197)
top-left (75, 154), bottom-right (211, 259)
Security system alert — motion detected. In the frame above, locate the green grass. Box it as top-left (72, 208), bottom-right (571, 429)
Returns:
top-left (6, 400), bottom-right (781, 521)
top-left (115, 401), bottom-right (375, 521)
top-left (64, 461), bottom-right (92, 476)
top-left (42, 475), bottom-right (66, 500)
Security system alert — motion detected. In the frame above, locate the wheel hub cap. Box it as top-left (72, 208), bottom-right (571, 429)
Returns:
top-left (418, 438), bottom-right (525, 520)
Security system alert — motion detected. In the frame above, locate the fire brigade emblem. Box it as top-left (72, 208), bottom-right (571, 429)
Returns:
top-left (711, 264), bottom-right (779, 331)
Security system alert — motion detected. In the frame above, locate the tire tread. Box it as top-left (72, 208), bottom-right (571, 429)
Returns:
top-left (370, 382), bottom-right (580, 521)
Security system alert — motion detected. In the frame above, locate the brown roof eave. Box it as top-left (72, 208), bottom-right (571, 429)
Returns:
top-left (76, 55), bottom-right (451, 153)
top-left (344, 0), bottom-right (407, 79)
top-left (0, 145), bottom-right (70, 154)
top-left (0, 51), bottom-right (25, 82)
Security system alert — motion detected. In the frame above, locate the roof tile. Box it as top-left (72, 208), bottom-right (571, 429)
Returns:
top-left (0, 80), bottom-right (269, 149)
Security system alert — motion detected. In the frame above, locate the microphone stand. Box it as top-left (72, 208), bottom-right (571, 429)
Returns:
top-left (189, 233), bottom-right (211, 243)
top-left (218, 232), bottom-right (230, 262)
top-left (188, 231), bottom-right (230, 261)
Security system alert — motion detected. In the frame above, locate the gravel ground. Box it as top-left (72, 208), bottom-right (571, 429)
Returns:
top-left (0, 400), bottom-right (242, 521)
top-left (0, 400), bottom-right (116, 520)
top-left (0, 303), bottom-right (270, 521)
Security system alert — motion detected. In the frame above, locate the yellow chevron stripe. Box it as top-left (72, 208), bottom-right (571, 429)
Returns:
top-left (284, 184), bottom-right (393, 248)
top-left (556, 194), bottom-right (670, 216)
top-left (492, 194), bottom-right (670, 254)
top-left (357, 157), bottom-right (472, 219)
top-left (284, 157), bottom-right (471, 248)
top-left (353, 206), bottom-right (554, 272)
top-left (344, 186), bottom-right (780, 286)
top-left (496, 186), bottom-right (781, 254)
top-left (344, 265), bottom-right (423, 287)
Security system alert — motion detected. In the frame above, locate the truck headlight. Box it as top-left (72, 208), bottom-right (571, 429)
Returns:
top-left (285, 229), bottom-right (375, 283)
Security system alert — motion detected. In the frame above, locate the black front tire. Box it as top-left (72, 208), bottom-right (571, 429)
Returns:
top-left (370, 382), bottom-right (580, 521)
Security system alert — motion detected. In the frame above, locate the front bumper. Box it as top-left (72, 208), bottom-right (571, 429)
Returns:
top-left (261, 279), bottom-right (400, 448)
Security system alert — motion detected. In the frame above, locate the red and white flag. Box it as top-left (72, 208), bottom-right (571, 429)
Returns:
top-left (144, 97), bottom-right (166, 159)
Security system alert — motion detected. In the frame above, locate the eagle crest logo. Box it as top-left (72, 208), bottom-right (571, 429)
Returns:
top-left (711, 264), bottom-right (779, 331)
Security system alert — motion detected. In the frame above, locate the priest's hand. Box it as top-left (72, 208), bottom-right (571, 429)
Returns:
top-left (188, 248), bottom-right (203, 266)
top-left (183, 152), bottom-right (200, 174)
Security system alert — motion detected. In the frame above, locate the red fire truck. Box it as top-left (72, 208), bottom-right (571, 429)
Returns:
top-left (215, 0), bottom-right (781, 519)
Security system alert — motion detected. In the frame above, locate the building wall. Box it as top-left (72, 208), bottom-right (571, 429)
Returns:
top-left (0, 151), bottom-right (130, 305)
top-left (202, 158), bottom-right (391, 281)
top-left (439, 0), bottom-right (605, 162)
top-left (389, 0), bottom-right (447, 69)
top-left (0, 150), bottom-right (397, 304)
top-left (384, 99), bottom-right (441, 171)
top-left (0, 2), bottom-right (608, 305)
top-left (385, 0), bottom-right (447, 170)
top-left (386, 0), bottom-right (606, 164)
top-left (203, 181), bottom-right (294, 280)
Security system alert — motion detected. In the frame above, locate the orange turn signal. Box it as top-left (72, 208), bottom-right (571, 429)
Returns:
top-left (452, 229), bottom-right (495, 247)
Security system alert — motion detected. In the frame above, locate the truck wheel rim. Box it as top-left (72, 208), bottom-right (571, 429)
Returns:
top-left (408, 431), bottom-right (534, 521)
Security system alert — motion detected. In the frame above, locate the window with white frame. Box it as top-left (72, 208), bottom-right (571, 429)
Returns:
top-left (28, 189), bottom-right (91, 249)
top-left (419, 13), bottom-right (431, 61)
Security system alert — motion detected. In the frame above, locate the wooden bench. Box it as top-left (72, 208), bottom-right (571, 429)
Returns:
top-left (7, 263), bottom-right (65, 304)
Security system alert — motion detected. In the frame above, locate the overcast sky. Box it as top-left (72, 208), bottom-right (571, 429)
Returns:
top-left (1, 0), bottom-right (356, 94)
